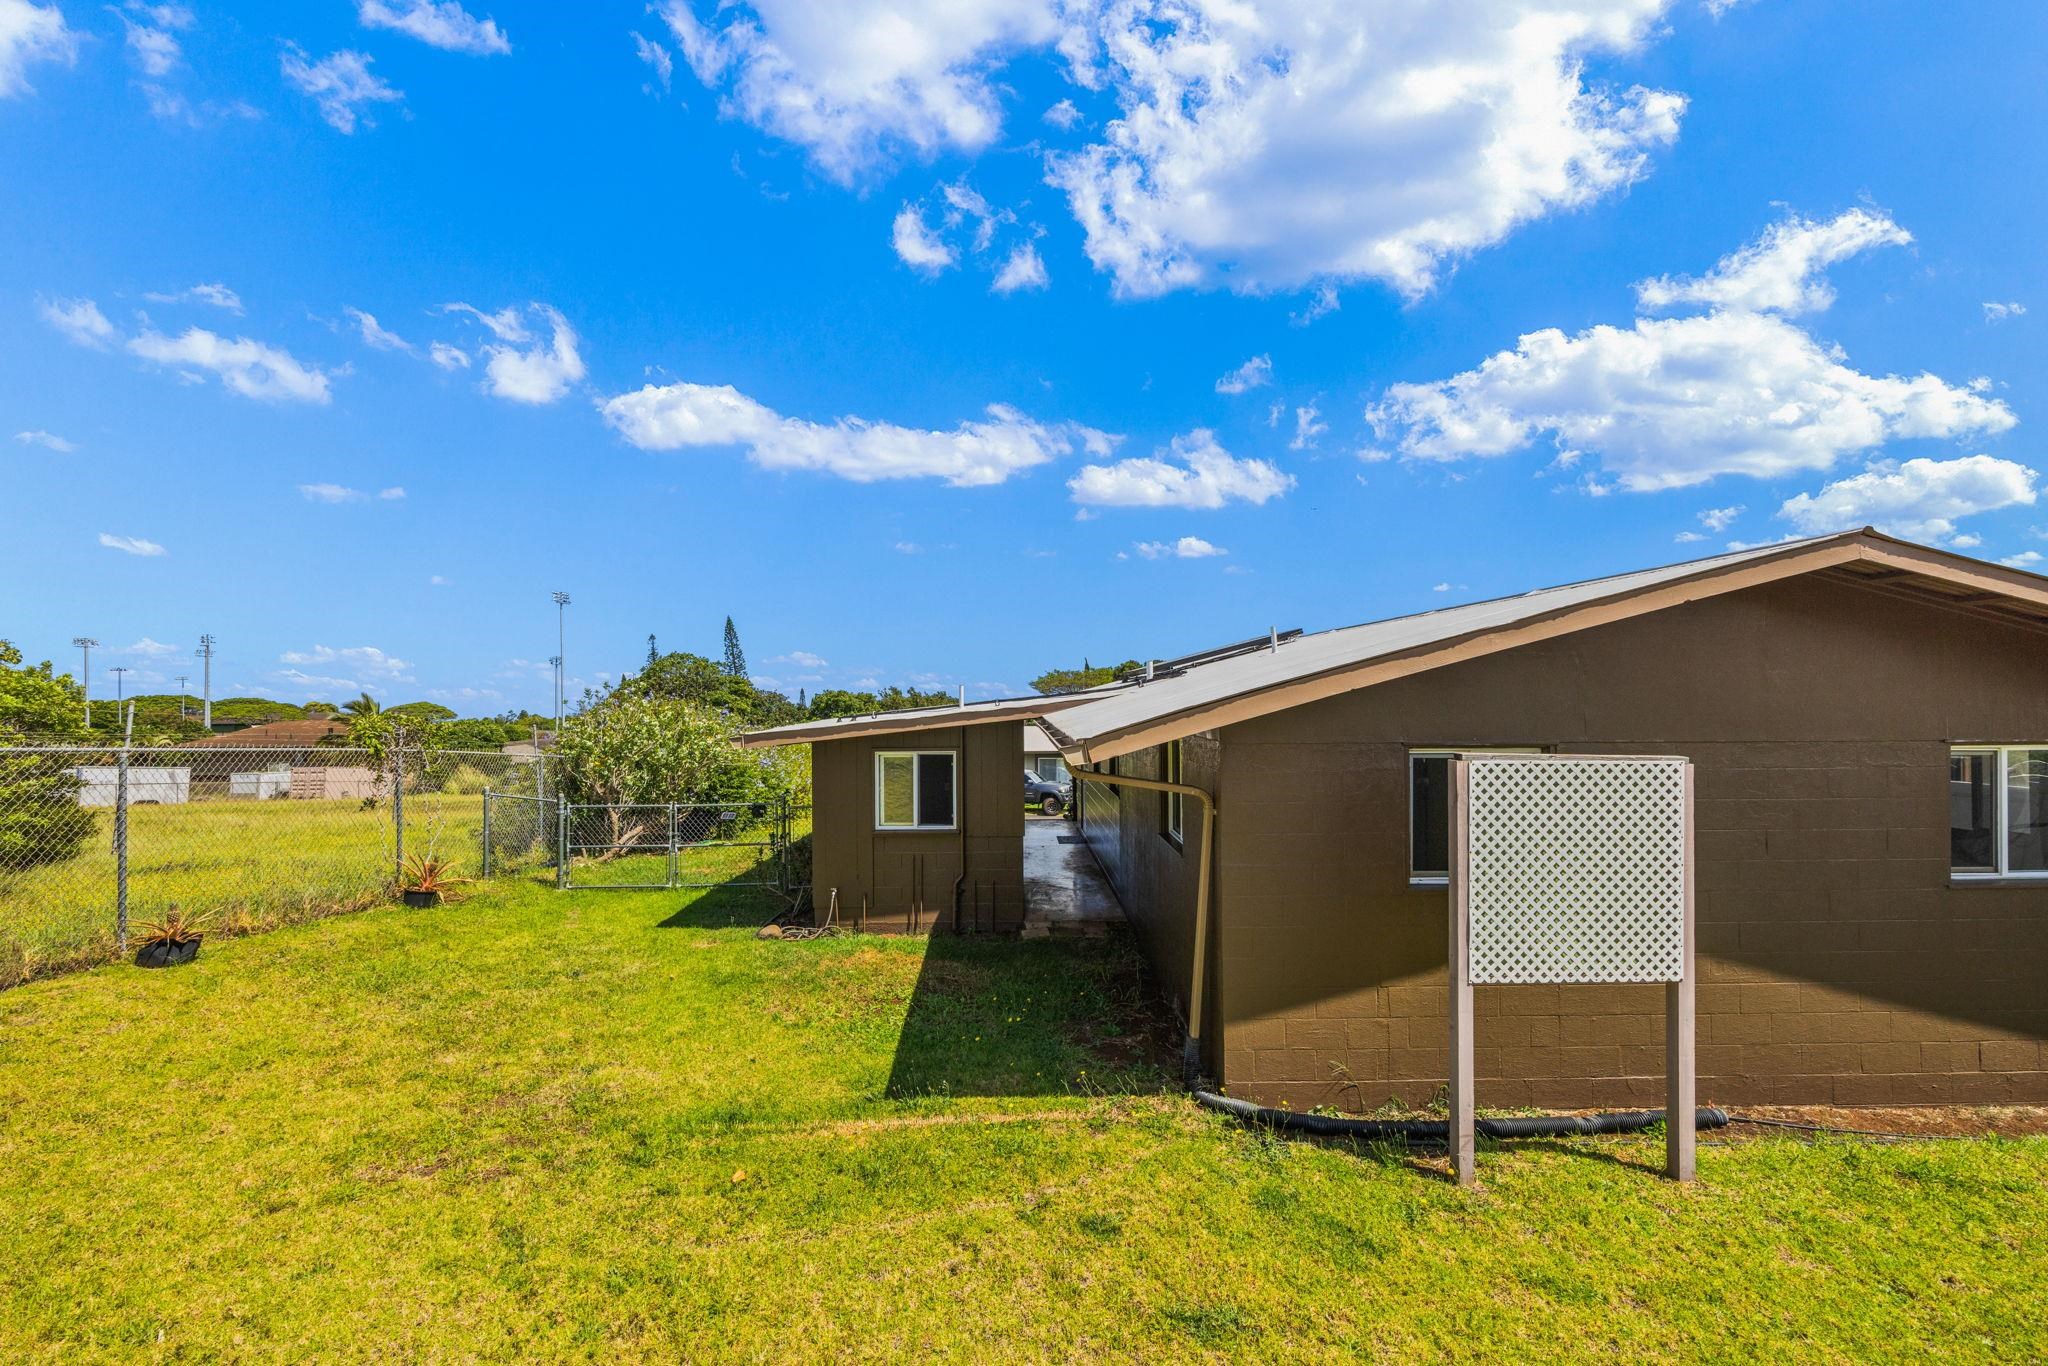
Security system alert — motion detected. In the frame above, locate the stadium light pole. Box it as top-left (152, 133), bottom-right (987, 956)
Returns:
top-left (175, 675), bottom-right (188, 721)
top-left (72, 637), bottom-right (99, 730)
top-left (197, 634), bottom-right (216, 730)
top-left (552, 591), bottom-right (571, 730)
top-left (110, 666), bottom-right (129, 707)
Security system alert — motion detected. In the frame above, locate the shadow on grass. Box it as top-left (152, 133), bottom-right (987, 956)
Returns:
top-left (881, 928), bottom-right (1181, 1101)
top-left (655, 887), bottom-right (785, 931)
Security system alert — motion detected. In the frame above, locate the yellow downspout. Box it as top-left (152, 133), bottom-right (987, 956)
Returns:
top-left (1068, 766), bottom-right (1218, 1083)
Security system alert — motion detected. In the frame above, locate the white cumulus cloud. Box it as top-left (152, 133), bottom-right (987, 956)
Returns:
top-left (128, 325), bottom-right (333, 403)
top-left (100, 533), bottom-right (167, 556)
top-left (632, 32), bottom-right (673, 94)
top-left (1289, 403), bottom-right (1328, 452)
top-left (601, 380), bottom-right (1113, 488)
top-left (1068, 428), bottom-right (1294, 509)
top-left (0, 0), bottom-right (76, 99)
top-left (991, 242), bottom-right (1049, 294)
top-left (143, 281), bottom-right (244, 313)
top-left (445, 303), bottom-right (585, 403)
top-left (1984, 301), bottom-right (2027, 323)
top-left (1214, 354), bottom-right (1272, 395)
top-left (1134, 535), bottom-right (1227, 559)
top-left (1778, 455), bottom-right (2038, 544)
top-left (1367, 211), bottom-right (2016, 491)
top-left (358, 0), bottom-right (510, 55)
top-left (428, 341), bottom-right (470, 370)
top-left (1636, 208), bottom-right (1911, 316)
top-left (41, 296), bottom-right (116, 348)
top-left (1051, 0), bottom-right (1686, 299)
top-left (344, 306), bottom-right (413, 352)
top-left (281, 45), bottom-right (404, 133)
top-left (891, 205), bottom-right (958, 274)
top-left (657, 0), bottom-right (1079, 184)
top-left (279, 644), bottom-right (413, 680)
top-left (15, 428), bottom-right (75, 451)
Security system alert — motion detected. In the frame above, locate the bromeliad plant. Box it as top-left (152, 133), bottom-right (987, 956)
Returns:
top-left (398, 853), bottom-right (468, 907)
top-left (133, 905), bottom-right (214, 968)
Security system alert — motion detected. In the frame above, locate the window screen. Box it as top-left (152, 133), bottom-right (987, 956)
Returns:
top-left (2007, 749), bottom-right (2048, 873)
top-left (878, 754), bottom-right (916, 827)
top-left (1411, 753), bottom-right (1450, 878)
top-left (1950, 751), bottom-right (1995, 872)
top-left (917, 752), bottom-right (956, 828)
top-left (876, 751), bottom-right (957, 830)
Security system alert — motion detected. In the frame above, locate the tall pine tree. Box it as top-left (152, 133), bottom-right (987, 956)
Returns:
top-left (721, 617), bottom-right (747, 678)
top-left (646, 634), bottom-right (658, 667)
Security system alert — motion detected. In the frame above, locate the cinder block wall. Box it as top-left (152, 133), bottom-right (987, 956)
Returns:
top-left (1212, 574), bottom-right (2048, 1110)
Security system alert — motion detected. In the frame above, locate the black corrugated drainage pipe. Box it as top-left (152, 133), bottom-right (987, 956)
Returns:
top-left (1194, 1090), bottom-right (1730, 1142)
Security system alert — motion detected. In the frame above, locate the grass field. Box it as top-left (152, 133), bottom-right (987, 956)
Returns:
top-left (2, 882), bottom-right (2044, 1360)
top-left (0, 794), bottom-right (491, 985)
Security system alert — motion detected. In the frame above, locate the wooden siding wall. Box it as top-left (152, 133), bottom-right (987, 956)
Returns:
top-left (1079, 734), bottom-right (1218, 1033)
top-left (810, 725), bottom-right (1025, 933)
top-left (1205, 574), bottom-right (2048, 1110)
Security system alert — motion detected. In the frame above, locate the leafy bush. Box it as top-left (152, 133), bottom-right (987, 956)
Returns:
top-left (439, 764), bottom-right (492, 796)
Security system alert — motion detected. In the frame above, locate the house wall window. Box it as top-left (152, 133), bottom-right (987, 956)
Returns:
top-left (1032, 756), bottom-right (1069, 783)
top-left (875, 750), bottom-right (958, 830)
top-left (1409, 748), bottom-right (1540, 883)
top-left (1951, 746), bottom-right (2048, 877)
top-left (1161, 740), bottom-right (1184, 844)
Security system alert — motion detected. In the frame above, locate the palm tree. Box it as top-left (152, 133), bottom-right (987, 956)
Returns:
top-left (342, 692), bottom-right (382, 718)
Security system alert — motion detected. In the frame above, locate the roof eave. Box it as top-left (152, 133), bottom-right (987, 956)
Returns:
top-left (1058, 530), bottom-right (2048, 764)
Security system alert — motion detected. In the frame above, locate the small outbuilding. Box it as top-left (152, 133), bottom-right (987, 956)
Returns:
top-left (743, 530), bottom-right (2048, 1109)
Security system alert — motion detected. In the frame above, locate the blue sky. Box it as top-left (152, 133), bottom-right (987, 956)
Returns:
top-left (3, 0), bottom-right (2044, 714)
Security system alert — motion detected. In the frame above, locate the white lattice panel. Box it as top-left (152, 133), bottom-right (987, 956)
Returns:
top-left (1463, 755), bottom-right (1687, 985)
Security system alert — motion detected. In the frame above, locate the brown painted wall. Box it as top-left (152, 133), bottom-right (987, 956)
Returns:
top-left (1078, 734), bottom-right (1218, 1030)
top-left (1127, 573), bottom-right (2048, 1108)
top-left (811, 725), bottom-right (1025, 933)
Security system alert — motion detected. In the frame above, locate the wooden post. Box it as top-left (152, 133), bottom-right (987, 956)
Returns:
top-left (1449, 758), bottom-right (1476, 1187)
top-left (1667, 762), bottom-right (1697, 1182)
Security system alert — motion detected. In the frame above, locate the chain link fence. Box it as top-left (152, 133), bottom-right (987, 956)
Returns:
top-left (0, 744), bottom-right (550, 988)
top-left (557, 800), bottom-right (808, 891)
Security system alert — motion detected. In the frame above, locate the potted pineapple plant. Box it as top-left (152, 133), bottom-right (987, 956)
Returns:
top-left (398, 853), bottom-right (466, 908)
top-left (134, 905), bottom-right (213, 968)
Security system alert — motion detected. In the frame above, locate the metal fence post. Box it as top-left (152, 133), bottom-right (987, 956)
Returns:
top-left (556, 798), bottom-right (569, 890)
top-left (481, 788), bottom-right (494, 878)
top-left (114, 705), bottom-right (132, 953)
top-left (667, 803), bottom-right (679, 889)
top-left (392, 738), bottom-right (406, 885)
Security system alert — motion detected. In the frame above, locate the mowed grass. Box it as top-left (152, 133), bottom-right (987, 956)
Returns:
top-left (2, 884), bottom-right (2045, 1361)
top-left (0, 794), bottom-right (493, 984)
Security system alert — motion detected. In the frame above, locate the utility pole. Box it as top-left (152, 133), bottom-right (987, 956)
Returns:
top-left (197, 634), bottom-right (216, 730)
top-left (551, 591), bottom-right (571, 730)
top-left (175, 676), bottom-right (188, 721)
top-left (110, 665), bottom-right (129, 707)
top-left (72, 637), bottom-right (98, 729)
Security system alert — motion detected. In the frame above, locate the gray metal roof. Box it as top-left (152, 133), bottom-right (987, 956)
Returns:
top-left (1044, 532), bottom-right (1859, 752)
top-left (737, 689), bottom-right (1116, 747)
top-left (744, 527), bottom-right (2048, 757)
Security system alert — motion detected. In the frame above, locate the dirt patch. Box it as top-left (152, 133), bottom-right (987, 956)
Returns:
top-left (1716, 1104), bottom-right (2048, 1141)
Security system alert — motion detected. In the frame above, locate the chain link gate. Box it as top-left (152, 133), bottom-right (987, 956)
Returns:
top-left (553, 798), bottom-right (793, 892)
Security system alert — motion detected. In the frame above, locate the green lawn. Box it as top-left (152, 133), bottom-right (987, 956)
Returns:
top-left (2, 883), bottom-right (2044, 1360)
top-left (0, 793), bottom-right (486, 984)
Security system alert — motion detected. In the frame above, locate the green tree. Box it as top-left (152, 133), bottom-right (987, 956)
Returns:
top-left (386, 701), bottom-right (457, 723)
top-left (646, 634), bottom-right (658, 668)
top-left (615, 651), bottom-right (800, 727)
top-left (342, 692), bottom-right (382, 718)
top-left (0, 641), bottom-right (96, 871)
top-left (721, 617), bottom-right (747, 678)
top-left (1030, 659), bottom-right (1141, 695)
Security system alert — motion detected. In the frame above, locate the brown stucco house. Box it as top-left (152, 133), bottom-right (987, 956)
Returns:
top-left (742, 529), bottom-right (2048, 1109)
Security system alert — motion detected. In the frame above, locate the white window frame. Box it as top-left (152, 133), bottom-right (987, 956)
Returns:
top-left (1163, 740), bottom-right (1184, 845)
top-left (1408, 747), bottom-right (1541, 886)
top-left (874, 749), bottom-right (959, 832)
top-left (1950, 744), bottom-right (2048, 880)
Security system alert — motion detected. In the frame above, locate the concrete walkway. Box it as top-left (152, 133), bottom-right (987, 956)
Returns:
top-left (1021, 817), bottom-right (1125, 939)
